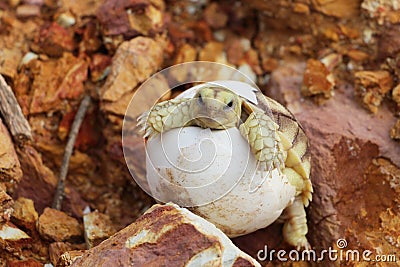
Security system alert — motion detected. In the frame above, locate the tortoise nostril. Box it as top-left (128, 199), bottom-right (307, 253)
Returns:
top-left (198, 94), bottom-right (204, 104)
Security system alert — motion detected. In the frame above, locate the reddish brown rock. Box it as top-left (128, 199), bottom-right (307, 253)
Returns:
top-left (261, 57), bottom-right (279, 73)
top-left (58, 250), bottom-right (85, 267)
top-left (199, 41), bottom-right (226, 62)
top-left (13, 145), bottom-right (57, 213)
top-left (78, 20), bottom-right (102, 54)
top-left (244, 49), bottom-right (263, 75)
top-left (243, 0), bottom-right (363, 37)
top-left (173, 43), bottom-right (197, 65)
top-left (0, 48), bottom-right (23, 80)
top-left (49, 242), bottom-right (86, 266)
top-left (37, 208), bottom-right (83, 243)
top-left (28, 53), bottom-right (88, 114)
top-left (0, 118), bottom-right (22, 187)
top-left (392, 83), bottom-right (400, 106)
top-left (71, 203), bottom-right (260, 266)
top-left (237, 61), bottom-right (400, 261)
top-left (203, 2), bottom-right (228, 29)
top-left (14, 145), bottom-right (87, 218)
top-left (57, 107), bottom-right (100, 151)
top-left (96, 0), bottom-right (165, 39)
top-left (226, 37), bottom-right (245, 66)
top-left (100, 36), bottom-right (165, 103)
top-left (89, 54), bottom-right (111, 82)
top-left (354, 70), bottom-right (393, 113)
top-left (0, 189), bottom-right (13, 223)
top-left (6, 259), bottom-right (42, 267)
top-left (34, 22), bottom-right (75, 57)
top-left (346, 49), bottom-right (369, 62)
top-left (83, 211), bottom-right (116, 248)
top-left (362, 0), bottom-right (400, 24)
top-left (390, 119), bottom-right (400, 141)
top-left (10, 197), bottom-right (38, 235)
top-left (61, 0), bottom-right (103, 20)
top-left (301, 58), bottom-right (335, 101)
top-left (0, 222), bottom-right (31, 251)
top-left (311, 0), bottom-right (361, 18)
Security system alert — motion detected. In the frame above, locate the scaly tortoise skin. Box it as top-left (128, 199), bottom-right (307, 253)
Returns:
top-left (137, 84), bottom-right (313, 249)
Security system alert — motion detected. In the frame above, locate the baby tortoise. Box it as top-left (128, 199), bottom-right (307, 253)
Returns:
top-left (138, 84), bottom-right (313, 249)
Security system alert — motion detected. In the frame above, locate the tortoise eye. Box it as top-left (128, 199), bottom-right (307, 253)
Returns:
top-left (226, 100), bottom-right (233, 108)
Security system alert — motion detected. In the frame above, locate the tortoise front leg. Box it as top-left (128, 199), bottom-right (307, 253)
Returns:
top-left (137, 98), bottom-right (193, 139)
top-left (239, 111), bottom-right (285, 172)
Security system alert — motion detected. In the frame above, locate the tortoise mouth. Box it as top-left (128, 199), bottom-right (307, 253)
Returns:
top-left (194, 116), bottom-right (235, 130)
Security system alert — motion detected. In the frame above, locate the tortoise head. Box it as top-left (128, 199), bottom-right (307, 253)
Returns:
top-left (190, 86), bottom-right (242, 129)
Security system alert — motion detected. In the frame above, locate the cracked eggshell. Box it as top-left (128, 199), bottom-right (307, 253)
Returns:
top-left (145, 81), bottom-right (296, 237)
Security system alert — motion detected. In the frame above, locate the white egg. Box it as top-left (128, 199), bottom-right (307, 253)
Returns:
top-left (145, 82), bottom-right (296, 237)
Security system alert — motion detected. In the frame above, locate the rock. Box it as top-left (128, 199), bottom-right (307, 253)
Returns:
top-left (301, 58), bottom-right (335, 101)
top-left (16, 4), bottom-right (41, 18)
top-left (293, 2), bottom-right (310, 14)
top-left (89, 54), bottom-right (111, 82)
top-left (362, 0), bottom-right (400, 24)
top-left (102, 73), bottom-right (170, 118)
top-left (203, 2), bottom-right (228, 29)
top-left (171, 44), bottom-right (198, 82)
top-left (10, 197), bottom-right (38, 235)
top-left (28, 53), bottom-right (88, 114)
top-left (320, 53), bottom-right (342, 71)
top-left (34, 22), bottom-right (76, 57)
top-left (0, 223), bottom-right (31, 251)
top-left (0, 189), bottom-right (13, 223)
top-left (37, 208), bottom-right (83, 242)
top-left (243, 0), bottom-right (363, 35)
top-left (244, 48), bottom-right (263, 75)
top-left (226, 37), bottom-right (245, 66)
top-left (78, 20), bottom-right (102, 54)
top-left (100, 36), bottom-right (165, 103)
top-left (0, 188), bottom-right (14, 223)
top-left (392, 83), bottom-right (400, 106)
top-left (390, 119), bottom-right (400, 141)
top-left (96, 0), bottom-right (165, 39)
top-left (71, 203), bottom-right (261, 266)
top-left (266, 61), bottom-right (400, 255)
top-left (199, 41), bottom-right (226, 63)
top-left (6, 259), bottom-right (43, 267)
top-left (345, 49), bottom-right (368, 62)
top-left (58, 250), bottom-right (85, 267)
top-left (49, 242), bottom-right (72, 266)
top-left (0, 118), bottom-right (19, 223)
top-left (56, 12), bottom-right (76, 28)
top-left (311, 0), bottom-right (361, 18)
top-left (0, 118), bottom-right (23, 188)
top-left (83, 211), bottom-right (116, 249)
top-left (173, 44), bottom-right (197, 65)
top-left (49, 242), bottom-right (86, 266)
top-left (354, 70), bottom-right (393, 113)
top-left (14, 145), bottom-right (87, 218)
top-left (61, 0), bottom-right (103, 21)
top-left (0, 47), bottom-right (23, 80)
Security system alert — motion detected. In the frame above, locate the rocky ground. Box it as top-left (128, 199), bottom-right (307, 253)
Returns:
top-left (0, 0), bottom-right (399, 266)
